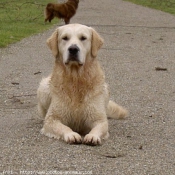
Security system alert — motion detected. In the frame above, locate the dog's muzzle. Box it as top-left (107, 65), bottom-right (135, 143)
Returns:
top-left (66, 44), bottom-right (82, 65)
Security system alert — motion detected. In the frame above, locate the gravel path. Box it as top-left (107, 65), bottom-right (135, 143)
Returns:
top-left (0, 0), bottom-right (175, 174)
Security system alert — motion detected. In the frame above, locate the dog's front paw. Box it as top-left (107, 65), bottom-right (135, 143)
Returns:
top-left (63, 132), bottom-right (82, 144)
top-left (83, 134), bottom-right (101, 146)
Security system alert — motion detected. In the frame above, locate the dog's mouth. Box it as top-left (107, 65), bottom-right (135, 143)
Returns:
top-left (65, 58), bottom-right (83, 66)
top-left (65, 45), bottom-right (83, 66)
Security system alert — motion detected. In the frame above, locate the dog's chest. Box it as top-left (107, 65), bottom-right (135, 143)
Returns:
top-left (51, 79), bottom-right (106, 134)
top-left (62, 104), bottom-right (93, 135)
top-left (60, 80), bottom-right (95, 104)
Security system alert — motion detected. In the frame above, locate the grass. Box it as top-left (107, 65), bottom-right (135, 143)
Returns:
top-left (124, 0), bottom-right (175, 15)
top-left (0, 0), bottom-right (58, 47)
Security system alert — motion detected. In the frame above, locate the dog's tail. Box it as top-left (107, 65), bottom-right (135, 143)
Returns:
top-left (107, 100), bottom-right (128, 119)
top-left (44, 3), bottom-right (54, 19)
top-left (46, 3), bottom-right (55, 11)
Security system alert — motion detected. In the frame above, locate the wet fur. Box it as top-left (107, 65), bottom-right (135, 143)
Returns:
top-left (37, 24), bottom-right (128, 145)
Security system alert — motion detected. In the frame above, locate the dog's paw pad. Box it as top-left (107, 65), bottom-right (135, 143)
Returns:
top-left (83, 134), bottom-right (101, 146)
top-left (64, 132), bottom-right (82, 144)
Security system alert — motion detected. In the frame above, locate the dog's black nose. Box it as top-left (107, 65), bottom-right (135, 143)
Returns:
top-left (68, 45), bottom-right (80, 55)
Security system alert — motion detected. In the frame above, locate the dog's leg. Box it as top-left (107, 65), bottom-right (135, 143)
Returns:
top-left (37, 77), bottom-right (51, 118)
top-left (64, 18), bottom-right (70, 24)
top-left (49, 13), bottom-right (54, 23)
top-left (83, 120), bottom-right (109, 146)
top-left (37, 102), bottom-right (47, 118)
top-left (41, 115), bottom-right (82, 144)
top-left (45, 13), bottom-right (54, 23)
top-left (45, 14), bottom-right (50, 23)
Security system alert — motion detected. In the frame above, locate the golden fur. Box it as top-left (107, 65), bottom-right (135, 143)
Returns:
top-left (45, 0), bottom-right (79, 24)
top-left (37, 24), bottom-right (127, 145)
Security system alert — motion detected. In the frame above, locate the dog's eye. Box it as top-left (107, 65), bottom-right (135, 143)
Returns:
top-left (62, 36), bottom-right (69, 41)
top-left (80, 36), bottom-right (87, 41)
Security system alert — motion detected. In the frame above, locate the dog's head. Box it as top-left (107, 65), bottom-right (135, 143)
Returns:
top-left (47, 24), bottom-right (103, 67)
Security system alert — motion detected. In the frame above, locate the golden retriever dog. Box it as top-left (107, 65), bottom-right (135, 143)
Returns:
top-left (37, 24), bottom-right (127, 145)
top-left (45, 0), bottom-right (79, 24)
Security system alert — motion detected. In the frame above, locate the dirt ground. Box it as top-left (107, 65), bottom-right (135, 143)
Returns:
top-left (0, 0), bottom-right (175, 174)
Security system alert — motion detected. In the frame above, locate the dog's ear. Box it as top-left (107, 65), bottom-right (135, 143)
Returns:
top-left (91, 28), bottom-right (104, 58)
top-left (47, 29), bottom-right (59, 58)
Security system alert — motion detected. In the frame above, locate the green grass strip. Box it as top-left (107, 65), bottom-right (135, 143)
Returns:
top-left (0, 0), bottom-right (59, 47)
top-left (124, 0), bottom-right (175, 15)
